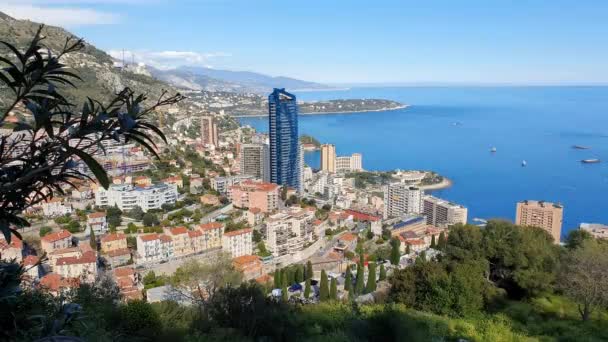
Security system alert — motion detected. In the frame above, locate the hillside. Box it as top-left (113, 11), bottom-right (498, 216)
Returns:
top-left (0, 12), bottom-right (181, 110)
top-left (152, 65), bottom-right (332, 94)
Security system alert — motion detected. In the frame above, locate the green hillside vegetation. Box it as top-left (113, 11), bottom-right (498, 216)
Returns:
top-left (299, 134), bottom-right (321, 147)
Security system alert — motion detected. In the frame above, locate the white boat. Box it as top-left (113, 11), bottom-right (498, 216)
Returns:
top-left (490, 147), bottom-right (497, 153)
top-left (521, 160), bottom-right (527, 167)
top-left (582, 159), bottom-right (601, 164)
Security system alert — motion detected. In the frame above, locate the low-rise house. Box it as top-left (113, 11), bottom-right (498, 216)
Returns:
top-left (134, 176), bottom-right (152, 187)
top-left (162, 176), bottom-right (183, 188)
top-left (579, 223), bottom-right (608, 240)
top-left (113, 267), bottom-right (142, 301)
top-left (232, 255), bottom-right (263, 280)
top-left (22, 255), bottom-right (41, 280)
top-left (42, 198), bottom-right (73, 217)
top-left (399, 237), bottom-right (427, 254)
top-left (0, 233), bottom-right (23, 262)
top-left (336, 233), bottom-right (358, 252)
top-left (106, 248), bottom-right (131, 267)
top-left (247, 208), bottom-right (264, 226)
top-left (86, 212), bottom-right (108, 236)
top-left (100, 233), bottom-right (128, 253)
top-left (41, 230), bottom-right (72, 255)
top-left (55, 251), bottom-right (97, 283)
top-left (48, 247), bottom-right (82, 268)
top-left (222, 228), bottom-right (253, 258)
top-left (39, 274), bottom-right (79, 296)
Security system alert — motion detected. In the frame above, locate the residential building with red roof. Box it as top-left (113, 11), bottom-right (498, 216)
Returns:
top-left (22, 255), bottom-right (41, 280)
top-left (164, 226), bottom-right (190, 257)
top-left (0, 233), bottom-right (23, 263)
top-left (162, 175), bottom-right (183, 188)
top-left (55, 250), bottom-right (97, 283)
top-left (41, 198), bottom-right (73, 217)
top-left (106, 248), bottom-right (131, 267)
top-left (41, 229), bottom-right (72, 255)
top-left (87, 211), bottom-right (108, 236)
top-left (232, 255), bottom-right (262, 280)
top-left (136, 233), bottom-right (173, 264)
top-left (100, 233), bottom-right (127, 253)
top-left (222, 228), bottom-right (253, 258)
top-left (198, 222), bottom-right (224, 250)
top-left (230, 180), bottom-right (279, 213)
top-left (246, 207), bottom-right (264, 226)
top-left (39, 274), bottom-right (79, 296)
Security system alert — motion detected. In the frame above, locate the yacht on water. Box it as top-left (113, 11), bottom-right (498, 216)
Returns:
top-left (490, 147), bottom-right (497, 153)
top-left (521, 160), bottom-right (527, 167)
top-left (581, 159), bottom-right (601, 164)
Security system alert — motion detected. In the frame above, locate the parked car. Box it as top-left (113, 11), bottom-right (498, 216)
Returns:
top-left (288, 283), bottom-right (303, 292)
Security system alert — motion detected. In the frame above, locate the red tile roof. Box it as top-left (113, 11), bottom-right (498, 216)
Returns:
top-left (22, 255), bottom-right (39, 266)
top-left (199, 222), bottom-right (223, 231)
top-left (113, 267), bottom-right (135, 278)
top-left (107, 248), bottom-right (130, 257)
top-left (56, 251), bottom-right (96, 266)
top-left (169, 226), bottom-right (188, 235)
top-left (188, 230), bottom-right (203, 238)
top-left (40, 274), bottom-right (79, 292)
top-left (223, 228), bottom-right (252, 237)
top-left (339, 233), bottom-right (358, 242)
top-left (233, 254), bottom-right (260, 266)
top-left (139, 234), bottom-right (159, 242)
top-left (0, 233), bottom-right (23, 249)
top-left (249, 207), bottom-right (261, 214)
top-left (87, 211), bottom-right (106, 219)
top-left (344, 209), bottom-right (381, 222)
top-left (159, 234), bottom-right (172, 243)
top-left (101, 233), bottom-right (126, 243)
top-left (41, 229), bottom-right (72, 243)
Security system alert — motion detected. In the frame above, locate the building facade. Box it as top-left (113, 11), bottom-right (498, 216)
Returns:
top-left (240, 143), bottom-right (270, 182)
top-left (41, 230), bottom-right (72, 255)
top-left (95, 183), bottom-right (178, 211)
top-left (335, 153), bottom-right (363, 173)
top-left (136, 234), bottom-right (174, 263)
top-left (320, 144), bottom-right (336, 173)
top-left (222, 228), bottom-right (253, 258)
top-left (515, 200), bottom-right (563, 243)
top-left (100, 233), bottom-right (128, 253)
top-left (422, 196), bottom-right (468, 228)
top-left (268, 88), bottom-right (301, 192)
top-left (86, 212), bottom-right (108, 236)
top-left (229, 180), bottom-right (279, 213)
top-left (383, 184), bottom-right (423, 219)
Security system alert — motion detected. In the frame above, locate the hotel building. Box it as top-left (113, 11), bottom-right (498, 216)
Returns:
top-left (515, 200), bottom-right (563, 243)
top-left (422, 195), bottom-right (468, 228)
top-left (383, 183), bottom-right (423, 219)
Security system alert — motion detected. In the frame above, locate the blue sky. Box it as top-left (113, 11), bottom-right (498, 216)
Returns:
top-left (2, 0), bottom-right (608, 84)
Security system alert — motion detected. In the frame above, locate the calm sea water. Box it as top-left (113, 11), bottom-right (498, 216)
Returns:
top-left (240, 86), bottom-right (608, 238)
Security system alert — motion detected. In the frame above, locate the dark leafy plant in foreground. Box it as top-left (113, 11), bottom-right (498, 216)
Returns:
top-left (0, 25), bottom-right (184, 242)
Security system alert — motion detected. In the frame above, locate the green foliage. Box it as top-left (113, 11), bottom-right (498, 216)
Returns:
top-left (565, 229), bottom-right (593, 250)
top-left (344, 265), bottom-right (353, 293)
top-left (142, 212), bottom-right (159, 227)
top-left (379, 264), bottom-right (387, 281)
top-left (39, 226), bottom-right (52, 237)
top-left (143, 270), bottom-right (167, 290)
top-left (304, 278), bottom-right (311, 299)
top-left (430, 234), bottom-right (436, 248)
top-left (281, 284), bottom-right (288, 302)
top-left (89, 227), bottom-right (96, 250)
top-left (126, 205), bottom-right (144, 220)
top-left (366, 262), bottom-right (377, 293)
top-left (252, 229), bottom-right (262, 243)
top-left (257, 241), bottom-right (271, 257)
top-left (66, 220), bottom-right (81, 233)
top-left (355, 263), bottom-right (365, 295)
top-left (126, 235), bottom-right (137, 250)
top-left (330, 277), bottom-right (338, 301)
top-left (119, 300), bottom-right (161, 337)
top-left (295, 265), bottom-right (303, 283)
top-left (390, 237), bottom-right (401, 265)
top-left (274, 269), bottom-right (281, 289)
top-left (319, 269), bottom-right (329, 301)
top-left (438, 231), bottom-right (447, 250)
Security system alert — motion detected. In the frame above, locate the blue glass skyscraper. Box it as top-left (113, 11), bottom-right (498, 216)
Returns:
top-left (268, 88), bottom-right (301, 192)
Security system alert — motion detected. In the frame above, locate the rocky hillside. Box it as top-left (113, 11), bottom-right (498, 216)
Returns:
top-left (0, 12), bottom-right (180, 110)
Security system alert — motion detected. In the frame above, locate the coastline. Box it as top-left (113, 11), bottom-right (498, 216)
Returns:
top-left (419, 177), bottom-right (453, 191)
top-left (232, 104), bottom-right (409, 118)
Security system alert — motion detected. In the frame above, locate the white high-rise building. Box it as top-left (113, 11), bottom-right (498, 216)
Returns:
top-left (335, 153), bottom-right (364, 173)
top-left (383, 183), bottom-right (423, 219)
top-left (240, 143), bottom-right (270, 182)
top-left (422, 195), bottom-right (468, 228)
top-left (320, 144), bottom-right (336, 173)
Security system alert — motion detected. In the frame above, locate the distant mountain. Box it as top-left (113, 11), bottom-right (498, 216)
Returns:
top-left (0, 12), bottom-right (181, 110)
top-left (150, 66), bottom-right (331, 94)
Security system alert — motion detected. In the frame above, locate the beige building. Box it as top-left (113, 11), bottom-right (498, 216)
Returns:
top-left (229, 180), bottom-right (279, 213)
top-left (201, 116), bottom-right (219, 147)
top-left (100, 233), bottom-right (128, 253)
top-left (55, 250), bottom-right (98, 283)
top-left (164, 226), bottom-right (190, 257)
top-left (320, 144), bottom-right (336, 173)
top-left (222, 228), bottom-right (253, 258)
top-left (41, 230), bottom-right (72, 255)
top-left (199, 222), bottom-right (224, 249)
top-left (422, 196), bottom-right (467, 228)
top-left (515, 200), bottom-right (563, 243)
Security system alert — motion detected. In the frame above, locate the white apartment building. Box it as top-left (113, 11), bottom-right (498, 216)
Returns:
top-left (240, 143), bottom-right (270, 182)
top-left (211, 175), bottom-right (253, 195)
top-left (41, 198), bottom-right (74, 217)
top-left (86, 212), bottom-right (108, 236)
top-left (222, 228), bottom-right (253, 258)
top-left (265, 208), bottom-right (315, 257)
top-left (95, 183), bottom-right (178, 211)
top-left (335, 153), bottom-right (363, 173)
top-left (383, 184), bottom-right (423, 219)
top-left (55, 251), bottom-right (97, 283)
top-left (422, 195), bottom-right (468, 228)
top-left (136, 234), bottom-right (174, 263)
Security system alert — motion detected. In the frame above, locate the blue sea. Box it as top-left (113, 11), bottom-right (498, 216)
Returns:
top-left (239, 86), bottom-right (608, 239)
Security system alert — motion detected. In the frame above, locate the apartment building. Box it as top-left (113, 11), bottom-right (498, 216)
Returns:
top-left (422, 195), bottom-right (468, 228)
top-left (164, 226), bottom-right (190, 257)
top-left (95, 183), bottom-right (178, 211)
top-left (136, 233), bottom-right (174, 263)
top-left (229, 180), bottom-right (280, 213)
top-left (515, 200), bottom-right (563, 243)
top-left (320, 144), bottom-right (336, 173)
top-left (198, 222), bottom-right (224, 250)
top-left (240, 143), bottom-right (270, 182)
top-left (383, 183), bottom-right (423, 219)
top-left (86, 211), bottom-right (108, 236)
top-left (335, 153), bottom-right (363, 173)
top-left (41, 198), bottom-right (73, 217)
top-left (222, 228), bottom-right (253, 258)
top-left (41, 230), bottom-right (72, 255)
top-left (211, 175), bottom-right (253, 195)
top-left (201, 116), bottom-right (219, 147)
top-left (265, 208), bottom-right (315, 257)
top-left (55, 250), bottom-right (97, 283)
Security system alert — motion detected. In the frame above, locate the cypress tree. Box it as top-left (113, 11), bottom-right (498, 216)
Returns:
top-left (365, 262), bottom-right (377, 293)
top-left (319, 270), bottom-right (329, 301)
top-left (304, 277), bottom-right (311, 298)
top-left (359, 249), bottom-right (365, 267)
top-left (306, 260), bottom-right (313, 280)
top-left (274, 269), bottom-right (281, 289)
top-left (390, 238), bottom-right (401, 265)
top-left (379, 264), bottom-right (387, 281)
top-left (355, 263), bottom-right (365, 295)
top-left (287, 268), bottom-right (295, 285)
top-left (344, 265), bottom-right (352, 292)
top-left (281, 284), bottom-right (288, 302)
top-left (430, 234), bottom-right (436, 248)
top-left (89, 227), bottom-right (96, 250)
top-left (438, 231), bottom-right (447, 250)
top-left (330, 277), bottom-right (337, 300)
top-left (406, 243), bottom-right (411, 255)
top-left (281, 269), bottom-right (288, 287)
top-left (295, 265), bottom-right (303, 283)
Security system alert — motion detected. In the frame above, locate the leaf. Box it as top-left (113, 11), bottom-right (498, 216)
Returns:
top-left (0, 41), bottom-right (25, 64)
top-left (65, 146), bottom-right (109, 189)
